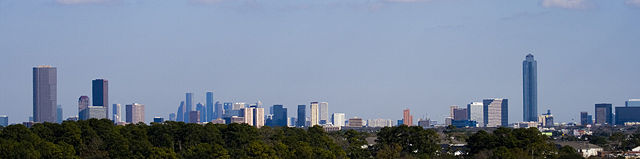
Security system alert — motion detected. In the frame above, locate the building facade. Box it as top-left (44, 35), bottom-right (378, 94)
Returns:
top-left (206, 92), bottom-right (214, 122)
top-left (83, 106), bottom-right (107, 120)
top-left (297, 105), bottom-right (306, 127)
top-left (332, 113), bottom-right (345, 127)
top-left (615, 107), bottom-right (640, 125)
top-left (78, 96), bottom-right (90, 120)
top-left (272, 105), bottom-right (287, 127)
top-left (33, 66), bottom-right (57, 123)
top-left (468, 102), bottom-right (484, 127)
top-left (176, 101), bottom-right (184, 122)
top-left (403, 109), bottom-right (413, 126)
top-left (483, 98), bottom-right (508, 127)
top-left (310, 102), bottom-right (319, 126)
top-left (92, 79), bottom-right (109, 119)
top-left (0, 115), bottom-right (8, 127)
top-left (595, 103), bottom-right (613, 125)
top-left (113, 104), bottom-right (121, 123)
top-left (126, 103), bottom-right (145, 123)
top-left (626, 99), bottom-right (640, 107)
top-left (348, 117), bottom-right (364, 127)
top-left (523, 54), bottom-right (538, 122)
top-left (319, 102), bottom-right (329, 125)
top-left (184, 93), bottom-right (193, 123)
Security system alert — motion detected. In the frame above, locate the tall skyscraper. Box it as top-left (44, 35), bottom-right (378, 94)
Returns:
top-left (176, 101), bottom-right (184, 122)
top-left (297, 105), bottom-right (306, 127)
top-left (595, 103), bottom-right (613, 125)
top-left (184, 93), bottom-right (193, 123)
top-left (467, 102), bottom-right (484, 127)
top-left (332, 113), bottom-right (345, 127)
top-left (319, 102), bottom-right (329, 125)
top-left (113, 104), bottom-right (121, 123)
top-left (310, 102), bottom-right (319, 126)
top-left (0, 115), bottom-right (8, 127)
top-left (78, 96), bottom-right (90, 120)
top-left (196, 103), bottom-right (206, 123)
top-left (580, 112), bottom-right (591, 125)
top-left (33, 66), bottom-right (57, 123)
top-left (483, 98), bottom-right (508, 127)
top-left (223, 102), bottom-right (233, 116)
top-left (272, 105), bottom-right (287, 127)
top-left (189, 111), bottom-right (200, 123)
top-left (214, 101), bottom-right (223, 119)
top-left (403, 108), bottom-right (413, 126)
top-left (253, 107), bottom-right (265, 128)
top-left (206, 92), bottom-right (214, 122)
top-left (126, 103), bottom-right (145, 123)
top-left (626, 99), bottom-right (640, 107)
top-left (92, 79), bottom-right (109, 119)
top-left (241, 107), bottom-right (254, 126)
top-left (56, 105), bottom-right (63, 123)
top-left (523, 54), bottom-right (538, 122)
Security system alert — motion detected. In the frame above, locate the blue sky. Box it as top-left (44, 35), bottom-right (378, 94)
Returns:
top-left (1, 0), bottom-right (639, 124)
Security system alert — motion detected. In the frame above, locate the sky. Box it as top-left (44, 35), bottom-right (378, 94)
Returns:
top-left (1, 0), bottom-right (639, 124)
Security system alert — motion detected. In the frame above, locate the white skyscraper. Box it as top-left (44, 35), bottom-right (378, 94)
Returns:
top-left (467, 102), bottom-right (483, 127)
top-left (332, 113), bottom-right (345, 127)
top-left (253, 107), bottom-right (264, 128)
top-left (241, 107), bottom-right (254, 126)
top-left (310, 102), bottom-right (319, 126)
top-left (319, 102), bottom-right (329, 125)
top-left (126, 103), bottom-right (145, 124)
top-left (113, 104), bottom-right (121, 123)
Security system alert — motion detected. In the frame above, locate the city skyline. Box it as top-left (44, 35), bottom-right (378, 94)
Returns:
top-left (2, 1), bottom-right (640, 124)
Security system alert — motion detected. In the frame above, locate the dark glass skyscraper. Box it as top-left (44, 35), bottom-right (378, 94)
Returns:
top-left (523, 54), bottom-right (537, 122)
top-left (56, 105), bottom-right (63, 123)
top-left (177, 101), bottom-right (184, 122)
top-left (33, 66), bottom-right (57, 123)
top-left (272, 105), bottom-right (287, 127)
top-left (214, 101), bottom-right (223, 119)
top-left (595, 103), bottom-right (613, 125)
top-left (184, 93), bottom-right (193, 123)
top-left (92, 79), bottom-right (109, 118)
top-left (206, 92), bottom-right (214, 122)
top-left (297, 105), bottom-right (306, 127)
top-left (196, 103), bottom-right (206, 123)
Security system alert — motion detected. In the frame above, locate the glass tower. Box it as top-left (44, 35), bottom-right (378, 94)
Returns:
top-left (297, 105), bottom-right (306, 127)
top-left (523, 54), bottom-right (537, 122)
top-left (92, 79), bottom-right (109, 119)
top-left (33, 66), bottom-right (57, 123)
top-left (184, 93), bottom-right (193, 123)
top-left (206, 92), bottom-right (214, 122)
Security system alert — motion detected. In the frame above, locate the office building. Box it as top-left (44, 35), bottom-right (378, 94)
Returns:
top-left (113, 104), bottom-right (121, 123)
top-left (332, 113), bottom-right (345, 127)
top-left (92, 79), bottom-right (109, 119)
top-left (467, 102), bottom-right (484, 127)
top-left (418, 118), bottom-right (431, 128)
top-left (83, 106), bottom-right (107, 119)
top-left (196, 103), bottom-right (206, 122)
top-left (626, 99), bottom-right (640, 107)
top-left (367, 119), bottom-right (393, 127)
top-left (523, 54), bottom-right (538, 122)
top-left (169, 113), bottom-right (176, 121)
top-left (453, 108), bottom-right (468, 120)
top-left (403, 108), bottom-right (413, 126)
top-left (153, 117), bottom-right (164, 123)
top-left (253, 107), bottom-right (265, 128)
top-left (348, 117), bottom-right (364, 127)
top-left (230, 116), bottom-right (244, 124)
top-left (595, 103), bottom-right (613, 125)
top-left (176, 101), bottom-right (184, 122)
top-left (615, 107), bottom-right (640, 125)
top-left (538, 110), bottom-right (554, 128)
top-left (78, 96), bottom-right (90, 120)
top-left (580, 112), bottom-right (592, 125)
top-left (206, 92), bottom-right (214, 122)
top-left (33, 66), bottom-right (57, 123)
top-left (319, 102), bottom-right (329, 125)
top-left (214, 101), bottom-right (223, 119)
top-left (184, 93), bottom-right (193, 123)
top-left (452, 120), bottom-right (477, 128)
top-left (56, 105), bottom-right (63, 123)
top-left (310, 102), bottom-right (319, 126)
top-left (297, 105), bottom-right (306, 127)
top-left (223, 102), bottom-right (233, 115)
top-left (483, 98), bottom-right (508, 127)
top-left (0, 115), bottom-right (8, 127)
top-left (126, 103), bottom-right (145, 123)
top-left (233, 102), bottom-right (245, 110)
top-left (189, 111), bottom-right (200, 123)
top-left (241, 107), bottom-right (254, 126)
top-left (272, 105), bottom-right (287, 127)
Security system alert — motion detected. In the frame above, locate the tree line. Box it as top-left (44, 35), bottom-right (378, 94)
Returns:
top-left (0, 119), bottom-right (582, 159)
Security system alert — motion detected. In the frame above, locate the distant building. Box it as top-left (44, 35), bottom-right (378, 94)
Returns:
top-left (348, 117), bottom-right (364, 127)
top-left (452, 120), bottom-right (477, 128)
top-left (211, 118), bottom-right (225, 124)
top-left (483, 98), bottom-right (508, 127)
top-left (185, 93), bottom-right (193, 123)
top-left (397, 119), bottom-right (403, 126)
top-left (626, 99), bottom-right (640, 107)
top-left (453, 108), bottom-right (468, 120)
top-left (82, 106), bottom-right (107, 120)
top-left (514, 121), bottom-right (538, 128)
top-left (253, 107), bottom-right (265, 128)
top-left (189, 111), bottom-right (200, 123)
top-left (92, 79), bottom-right (109, 119)
top-left (595, 103), bottom-right (613, 125)
top-left (523, 54), bottom-right (538, 122)
top-left (113, 104), bottom-right (122, 123)
top-left (615, 107), bottom-right (640, 125)
top-left (319, 102), bottom-right (329, 125)
top-left (367, 119), bottom-right (393, 127)
top-left (332, 113), bottom-right (345, 127)
top-left (126, 103), bottom-right (145, 124)
top-left (310, 102), bottom-right (319, 126)
top-left (241, 107), bottom-right (254, 126)
top-left (169, 113), bottom-right (176, 121)
top-left (403, 108), bottom-right (413, 126)
top-left (580, 112), bottom-right (592, 125)
top-left (78, 96), bottom-right (90, 120)
top-left (153, 117), bottom-right (164, 123)
top-left (206, 92), bottom-right (214, 122)
top-left (65, 116), bottom-right (78, 121)
top-left (297, 105), bottom-right (306, 127)
top-left (214, 101), bottom-right (223, 120)
top-left (33, 66), bottom-right (57, 123)
top-left (538, 110), bottom-right (554, 128)
top-left (467, 102), bottom-right (484, 127)
top-left (271, 105), bottom-right (287, 127)
top-left (418, 118), bottom-right (431, 128)
top-left (223, 102), bottom-right (233, 115)
top-left (196, 103), bottom-right (206, 123)
top-left (230, 116), bottom-right (244, 124)
top-left (0, 115), bottom-right (8, 127)
top-left (56, 105), bottom-right (63, 123)
top-left (176, 101), bottom-right (185, 122)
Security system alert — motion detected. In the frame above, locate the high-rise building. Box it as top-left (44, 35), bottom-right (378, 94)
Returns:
top-left (453, 108), bottom-right (468, 121)
top-left (467, 102), bottom-right (484, 127)
top-left (92, 79), bottom-right (109, 119)
top-left (580, 112), bottom-right (592, 125)
top-left (332, 113), bottom-right (345, 127)
top-left (206, 92), bottom-right (214, 122)
top-left (33, 66), bottom-right (57, 123)
top-left (319, 102), bottom-right (329, 125)
top-left (214, 101), bottom-right (223, 119)
top-left (403, 108), bottom-right (413, 126)
top-left (418, 118), bottom-right (431, 128)
top-left (449, 105), bottom-right (458, 118)
top-left (523, 54), bottom-right (538, 122)
top-left (176, 101), bottom-right (185, 122)
top-left (184, 93), bottom-right (193, 123)
top-left (189, 111), bottom-right (200, 123)
top-left (113, 104), bottom-right (121, 123)
top-left (126, 103), bottom-right (145, 124)
top-left (233, 102), bottom-right (245, 110)
top-left (626, 99), bottom-right (640, 107)
top-left (367, 119), bottom-right (393, 127)
top-left (348, 117), bottom-right (364, 127)
top-left (297, 105), bottom-right (306, 127)
top-left (241, 107), bottom-right (254, 126)
top-left (78, 96), bottom-right (90, 120)
top-left (56, 105), bottom-right (63, 123)
top-left (169, 113), bottom-right (176, 121)
top-left (310, 102), bottom-right (319, 126)
top-left (538, 110), bottom-right (554, 128)
top-left (483, 98), bottom-right (508, 127)
top-left (82, 106), bottom-right (107, 119)
top-left (272, 105), bottom-right (287, 127)
top-left (253, 107), bottom-right (265, 128)
top-left (223, 102), bottom-right (233, 115)
top-left (615, 106), bottom-right (640, 125)
top-left (595, 103), bottom-right (613, 125)
top-left (0, 115), bottom-right (8, 127)
top-left (196, 103), bottom-right (206, 123)
top-left (153, 117), bottom-right (164, 123)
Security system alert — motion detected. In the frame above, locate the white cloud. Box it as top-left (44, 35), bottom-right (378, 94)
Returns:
top-left (56, 0), bottom-right (112, 5)
top-left (542, 0), bottom-right (587, 9)
top-left (626, 0), bottom-right (640, 7)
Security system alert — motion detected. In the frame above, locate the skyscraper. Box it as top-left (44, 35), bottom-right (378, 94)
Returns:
top-left (241, 107), bottom-right (254, 126)
top-left (332, 113), bottom-right (345, 127)
top-left (272, 105), bottom-right (288, 127)
top-left (580, 112), bottom-right (592, 125)
top-left (78, 96), bottom-right (90, 120)
top-left (595, 103), bottom-right (613, 125)
top-left (297, 105), bottom-right (306, 127)
top-left (223, 102), bottom-right (233, 116)
top-left (92, 79), bottom-right (109, 119)
top-left (176, 101), bottom-right (184, 122)
top-left (483, 98), bottom-right (508, 127)
top-left (453, 108), bottom-right (468, 121)
top-left (253, 107), bottom-right (265, 128)
top-left (310, 102), bottom-right (319, 126)
top-left (196, 103), bottom-right (206, 123)
top-left (184, 93), bottom-right (193, 123)
top-left (523, 54), bottom-right (538, 122)
top-left (84, 106), bottom-right (107, 119)
top-left (626, 99), bottom-right (640, 107)
top-left (126, 103), bottom-right (145, 123)
top-left (33, 66), bottom-right (57, 123)
top-left (0, 115), bottom-right (8, 127)
top-left (189, 111), bottom-right (200, 123)
top-left (56, 105), bottom-right (63, 123)
top-left (467, 102), bottom-right (484, 127)
top-left (214, 101), bottom-right (223, 119)
top-left (206, 92), bottom-right (214, 122)
top-left (319, 102), bottom-right (329, 125)
top-left (169, 113), bottom-right (176, 121)
top-left (113, 104), bottom-right (121, 123)
top-left (403, 108), bottom-right (413, 126)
